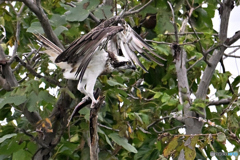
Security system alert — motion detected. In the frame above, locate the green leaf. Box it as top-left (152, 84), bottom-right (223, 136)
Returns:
top-left (38, 90), bottom-right (56, 103)
top-left (184, 136), bottom-right (198, 160)
top-left (161, 93), bottom-right (170, 103)
top-left (26, 22), bottom-right (44, 34)
top-left (177, 104), bottom-right (184, 111)
top-left (215, 90), bottom-right (232, 99)
top-left (163, 136), bottom-right (178, 157)
top-left (232, 75), bottom-right (240, 87)
top-left (0, 133), bottom-right (17, 143)
top-left (65, 1), bottom-right (90, 22)
top-left (50, 14), bottom-right (67, 27)
top-left (70, 134), bottom-right (79, 142)
top-left (0, 95), bottom-right (27, 109)
top-left (0, 140), bottom-right (26, 155)
top-left (25, 92), bottom-right (41, 112)
top-left (108, 133), bottom-right (137, 153)
top-left (54, 26), bottom-right (68, 36)
top-left (0, 17), bottom-right (5, 26)
top-left (26, 141), bottom-right (38, 155)
top-left (98, 128), bottom-right (114, 149)
top-left (107, 79), bottom-right (125, 87)
top-left (86, 0), bottom-right (100, 11)
top-left (134, 113), bottom-right (143, 125)
top-left (93, 5), bottom-right (112, 19)
top-left (12, 149), bottom-right (32, 160)
top-left (154, 92), bottom-right (162, 99)
top-left (155, 11), bottom-right (174, 34)
top-left (217, 132), bottom-right (226, 142)
top-left (59, 88), bottom-right (76, 99)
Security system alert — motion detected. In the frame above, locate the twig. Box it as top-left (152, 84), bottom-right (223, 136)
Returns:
top-left (223, 47), bottom-right (240, 59)
top-left (224, 53), bottom-right (240, 59)
top-left (164, 32), bottom-right (218, 36)
top-left (220, 96), bottom-right (238, 116)
top-left (146, 39), bottom-right (198, 46)
top-left (137, 127), bottom-right (151, 134)
top-left (179, 40), bottom-right (199, 46)
top-left (208, 98), bottom-right (231, 106)
top-left (205, 44), bottom-right (220, 55)
top-left (12, 49), bottom-right (37, 71)
top-left (12, 3), bottom-right (25, 57)
top-left (147, 116), bottom-right (170, 130)
top-left (187, 56), bottom-right (196, 62)
top-left (15, 56), bottom-right (62, 87)
top-left (123, 0), bottom-right (154, 16)
top-left (145, 39), bottom-right (172, 45)
top-left (98, 123), bottom-right (119, 132)
top-left (18, 75), bottom-right (28, 83)
top-left (188, 18), bottom-right (211, 66)
top-left (21, 129), bottom-right (50, 148)
top-left (167, 1), bottom-right (178, 43)
top-left (89, 12), bottom-right (101, 24)
top-left (153, 125), bottom-right (185, 134)
top-left (220, 58), bottom-right (235, 94)
top-left (223, 44), bottom-right (240, 48)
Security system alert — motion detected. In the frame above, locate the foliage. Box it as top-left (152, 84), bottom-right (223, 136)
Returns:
top-left (0, 0), bottom-right (240, 159)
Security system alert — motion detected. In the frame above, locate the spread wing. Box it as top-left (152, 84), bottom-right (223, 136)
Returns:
top-left (117, 23), bottom-right (166, 71)
top-left (55, 17), bottom-right (165, 81)
top-left (55, 25), bottom-right (124, 81)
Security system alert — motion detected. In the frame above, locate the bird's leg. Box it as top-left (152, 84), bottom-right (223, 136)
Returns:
top-left (77, 80), bottom-right (93, 102)
top-left (85, 78), bottom-right (98, 106)
top-left (77, 79), bottom-right (98, 105)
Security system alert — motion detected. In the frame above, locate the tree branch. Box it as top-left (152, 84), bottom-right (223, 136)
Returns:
top-left (123, 0), bottom-right (154, 17)
top-left (147, 116), bottom-right (170, 130)
top-left (90, 96), bottom-right (105, 160)
top-left (11, 3), bottom-right (25, 58)
top-left (15, 56), bottom-right (62, 87)
top-left (167, 1), bottom-right (178, 43)
top-left (220, 58), bottom-right (235, 94)
top-left (208, 98), bottom-right (231, 106)
top-left (225, 30), bottom-right (240, 46)
top-left (21, 0), bottom-right (64, 49)
top-left (196, 0), bottom-right (233, 99)
top-left (0, 45), bottom-right (42, 125)
top-left (168, 1), bottom-right (197, 135)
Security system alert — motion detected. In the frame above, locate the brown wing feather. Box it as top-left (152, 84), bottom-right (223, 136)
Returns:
top-left (73, 26), bottom-right (124, 81)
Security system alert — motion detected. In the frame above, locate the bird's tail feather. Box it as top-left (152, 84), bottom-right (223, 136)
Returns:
top-left (34, 34), bottom-right (70, 69)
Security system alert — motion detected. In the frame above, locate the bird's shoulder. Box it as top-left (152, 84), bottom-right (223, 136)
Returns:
top-left (55, 25), bottom-right (124, 64)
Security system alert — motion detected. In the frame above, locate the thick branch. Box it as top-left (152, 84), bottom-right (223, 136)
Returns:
top-left (21, 0), bottom-right (64, 49)
top-left (90, 96), bottom-right (105, 160)
top-left (196, 0), bottom-right (233, 99)
top-left (169, 1), bottom-right (200, 134)
top-left (0, 45), bottom-right (42, 125)
top-left (226, 30), bottom-right (240, 46)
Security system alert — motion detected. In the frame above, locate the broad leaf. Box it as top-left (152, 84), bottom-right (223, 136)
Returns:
top-left (108, 133), bottom-right (137, 153)
top-left (0, 133), bottom-right (17, 143)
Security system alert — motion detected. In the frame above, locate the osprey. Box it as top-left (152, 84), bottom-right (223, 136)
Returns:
top-left (36, 16), bottom-right (165, 105)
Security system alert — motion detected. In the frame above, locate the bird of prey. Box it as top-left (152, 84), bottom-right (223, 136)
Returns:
top-left (36, 16), bottom-right (165, 105)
